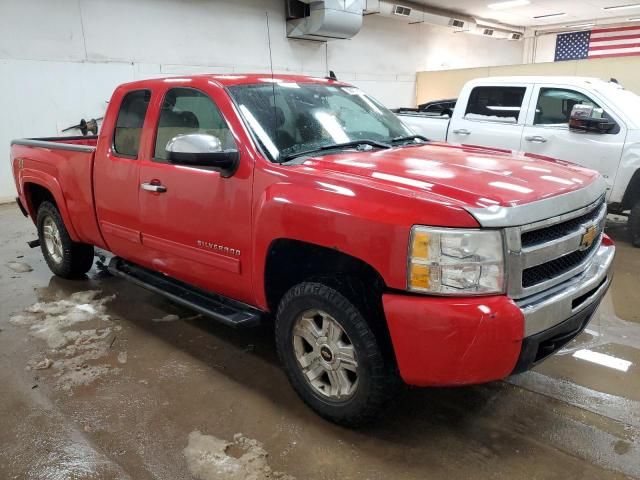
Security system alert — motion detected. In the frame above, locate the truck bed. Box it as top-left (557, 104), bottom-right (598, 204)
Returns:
top-left (10, 135), bottom-right (105, 249)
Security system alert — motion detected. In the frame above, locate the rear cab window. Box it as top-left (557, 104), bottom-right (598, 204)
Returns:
top-left (465, 86), bottom-right (526, 124)
top-left (113, 90), bottom-right (151, 158)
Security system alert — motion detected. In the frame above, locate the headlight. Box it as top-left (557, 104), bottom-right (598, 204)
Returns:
top-left (408, 226), bottom-right (505, 295)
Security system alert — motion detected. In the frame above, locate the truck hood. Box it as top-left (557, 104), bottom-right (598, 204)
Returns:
top-left (302, 142), bottom-right (601, 210)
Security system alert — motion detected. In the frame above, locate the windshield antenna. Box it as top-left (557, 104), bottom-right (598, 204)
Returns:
top-left (265, 11), bottom-right (278, 155)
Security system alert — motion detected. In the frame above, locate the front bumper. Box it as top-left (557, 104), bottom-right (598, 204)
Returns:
top-left (516, 242), bottom-right (615, 337)
top-left (383, 241), bottom-right (615, 387)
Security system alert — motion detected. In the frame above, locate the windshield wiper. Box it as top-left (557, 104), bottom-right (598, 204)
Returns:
top-left (279, 139), bottom-right (391, 163)
top-left (391, 134), bottom-right (429, 145)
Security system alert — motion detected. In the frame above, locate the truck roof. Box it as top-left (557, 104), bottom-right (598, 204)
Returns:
top-left (117, 74), bottom-right (347, 90)
top-left (467, 76), bottom-right (615, 87)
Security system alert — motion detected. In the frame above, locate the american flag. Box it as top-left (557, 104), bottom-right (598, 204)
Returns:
top-left (555, 25), bottom-right (640, 61)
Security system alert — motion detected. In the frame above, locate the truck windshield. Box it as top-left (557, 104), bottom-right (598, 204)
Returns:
top-left (227, 82), bottom-right (413, 162)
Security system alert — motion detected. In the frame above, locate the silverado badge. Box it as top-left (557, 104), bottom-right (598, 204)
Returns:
top-left (580, 225), bottom-right (598, 251)
top-left (197, 240), bottom-right (241, 257)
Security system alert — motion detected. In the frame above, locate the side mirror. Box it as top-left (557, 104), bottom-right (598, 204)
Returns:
top-left (569, 104), bottom-right (618, 134)
top-left (166, 133), bottom-right (239, 176)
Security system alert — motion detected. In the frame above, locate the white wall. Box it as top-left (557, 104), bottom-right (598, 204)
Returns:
top-left (531, 33), bottom-right (558, 63)
top-left (0, 0), bottom-right (523, 200)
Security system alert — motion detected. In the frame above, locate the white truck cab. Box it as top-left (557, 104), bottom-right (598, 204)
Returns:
top-left (398, 76), bottom-right (640, 246)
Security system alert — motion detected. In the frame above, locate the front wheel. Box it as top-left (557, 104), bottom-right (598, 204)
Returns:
top-left (36, 201), bottom-right (94, 278)
top-left (275, 282), bottom-right (398, 426)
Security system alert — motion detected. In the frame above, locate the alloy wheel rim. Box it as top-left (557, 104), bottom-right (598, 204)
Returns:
top-left (292, 309), bottom-right (359, 401)
top-left (43, 216), bottom-right (63, 264)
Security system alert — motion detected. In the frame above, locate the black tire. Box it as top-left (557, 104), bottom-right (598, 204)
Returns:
top-left (630, 201), bottom-right (640, 247)
top-left (275, 282), bottom-right (399, 426)
top-left (36, 201), bottom-right (94, 278)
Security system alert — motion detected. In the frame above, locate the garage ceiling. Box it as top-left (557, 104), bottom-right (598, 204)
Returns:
top-left (412, 0), bottom-right (640, 27)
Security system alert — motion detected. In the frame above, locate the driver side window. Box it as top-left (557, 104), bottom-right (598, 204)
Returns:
top-left (154, 87), bottom-right (235, 162)
top-left (534, 88), bottom-right (600, 126)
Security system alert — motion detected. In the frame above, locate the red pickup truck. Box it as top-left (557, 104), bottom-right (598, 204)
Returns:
top-left (11, 74), bottom-right (615, 425)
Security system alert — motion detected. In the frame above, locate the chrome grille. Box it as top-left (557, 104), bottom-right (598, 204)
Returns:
top-left (505, 196), bottom-right (607, 300)
top-left (521, 203), bottom-right (604, 248)
top-left (522, 240), bottom-right (599, 288)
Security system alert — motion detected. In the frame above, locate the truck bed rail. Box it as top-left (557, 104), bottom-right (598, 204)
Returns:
top-left (11, 136), bottom-right (98, 153)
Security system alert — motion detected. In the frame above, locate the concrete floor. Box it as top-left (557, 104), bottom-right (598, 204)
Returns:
top-left (0, 203), bottom-right (639, 480)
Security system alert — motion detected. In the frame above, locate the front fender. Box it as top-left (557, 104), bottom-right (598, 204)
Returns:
top-left (614, 139), bottom-right (640, 206)
top-left (251, 176), bottom-right (476, 309)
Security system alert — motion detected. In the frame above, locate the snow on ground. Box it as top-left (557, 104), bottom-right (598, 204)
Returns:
top-left (153, 314), bottom-right (181, 322)
top-left (10, 290), bottom-right (122, 390)
top-left (6, 261), bottom-right (33, 273)
top-left (152, 313), bottom-right (202, 323)
top-left (184, 431), bottom-right (295, 480)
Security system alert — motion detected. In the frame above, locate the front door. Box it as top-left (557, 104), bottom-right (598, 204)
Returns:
top-left (520, 85), bottom-right (625, 197)
top-left (137, 85), bottom-right (254, 304)
top-left (448, 84), bottom-right (532, 151)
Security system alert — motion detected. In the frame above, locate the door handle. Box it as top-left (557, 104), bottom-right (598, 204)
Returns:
top-left (524, 135), bottom-right (547, 143)
top-left (452, 129), bottom-right (471, 135)
top-left (141, 182), bottom-right (167, 193)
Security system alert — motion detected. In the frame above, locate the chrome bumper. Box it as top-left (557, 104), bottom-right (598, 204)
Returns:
top-left (516, 243), bottom-right (615, 337)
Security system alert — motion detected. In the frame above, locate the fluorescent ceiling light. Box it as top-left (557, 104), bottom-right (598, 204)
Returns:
top-left (573, 349), bottom-right (633, 372)
top-left (533, 12), bottom-right (567, 19)
top-left (603, 3), bottom-right (640, 10)
top-left (628, 16), bottom-right (640, 20)
top-left (565, 22), bottom-right (596, 28)
top-left (487, 0), bottom-right (530, 10)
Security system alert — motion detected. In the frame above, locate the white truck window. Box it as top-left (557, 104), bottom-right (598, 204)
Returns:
top-left (464, 86), bottom-right (525, 124)
top-left (534, 88), bottom-right (600, 126)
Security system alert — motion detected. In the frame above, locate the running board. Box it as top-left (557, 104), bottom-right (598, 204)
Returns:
top-left (107, 257), bottom-right (262, 328)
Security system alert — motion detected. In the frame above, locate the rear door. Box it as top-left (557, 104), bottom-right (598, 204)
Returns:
top-left (94, 88), bottom-right (152, 260)
top-left (448, 84), bottom-right (532, 150)
top-left (520, 84), bottom-right (625, 195)
top-left (136, 84), bottom-right (255, 304)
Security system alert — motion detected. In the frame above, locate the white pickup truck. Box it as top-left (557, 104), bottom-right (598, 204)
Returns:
top-left (398, 76), bottom-right (640, 246)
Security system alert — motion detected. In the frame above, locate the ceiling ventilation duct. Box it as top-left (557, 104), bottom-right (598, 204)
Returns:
top-left (471, 18), bottom-right (524, 40)
top-left (393, 5), bottom-right (412, 16)
top-left (376, 1), bottom-right (474, 31)
top-left (286, 0), bottom-right (365, 41)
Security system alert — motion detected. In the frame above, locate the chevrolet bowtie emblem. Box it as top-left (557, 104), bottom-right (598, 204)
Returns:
top-left (580, 225), bottom-right (598, 251)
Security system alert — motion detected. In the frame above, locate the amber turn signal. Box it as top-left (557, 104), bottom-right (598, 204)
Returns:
top-left (409, 263), bottom-right (430, 290)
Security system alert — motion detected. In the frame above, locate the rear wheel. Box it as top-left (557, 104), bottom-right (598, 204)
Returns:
top-left (630, 200), bottom-right (640, 247)
top-left (275, 282), bottom-right (398, 426)
top-left (37, 201), bottom-right (94, 278)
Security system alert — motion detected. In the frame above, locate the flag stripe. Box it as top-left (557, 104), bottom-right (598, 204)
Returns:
top-left (589, 50), bottom-right (640, 59)
top-left (590, 33), bottom-right (640, 43)
top-left (591, 25), bottom-right (640, 34)
top-left (589, 42), bottom-right (640, 51)
top-left (589, 46), bottom-right (640, 57)
top-left (590, 37), bottom-right (640, 47)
